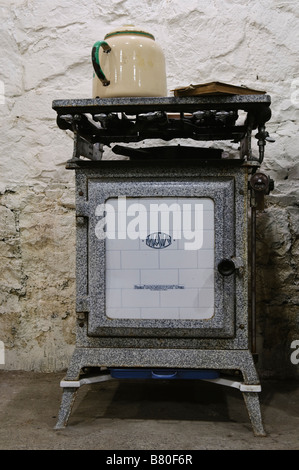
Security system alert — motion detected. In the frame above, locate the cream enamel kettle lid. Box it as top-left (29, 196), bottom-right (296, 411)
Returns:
top-left (91, 25), bottom-right (167, 98)
top-left (104, 24), bottom-right (156, 40)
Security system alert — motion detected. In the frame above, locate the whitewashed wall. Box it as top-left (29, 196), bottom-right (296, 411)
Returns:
top-left (0, 0), bottom-right (298, 376)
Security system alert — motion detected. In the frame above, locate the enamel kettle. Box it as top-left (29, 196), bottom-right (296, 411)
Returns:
top-left (92, 25), bottom-right (167, 98)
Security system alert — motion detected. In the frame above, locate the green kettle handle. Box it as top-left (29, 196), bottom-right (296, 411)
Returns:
top-left (92, 40), bottom-right (111, 86)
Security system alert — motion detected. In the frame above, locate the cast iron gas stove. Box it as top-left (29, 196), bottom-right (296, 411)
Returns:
top-left (52, 94), bottom-right (274, 435)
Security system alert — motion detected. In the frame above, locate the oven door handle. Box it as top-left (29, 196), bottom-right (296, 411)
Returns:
top-left (151, 370), bottom-right (178, 379)
top-left (218, 257), bottom-right (244, 276)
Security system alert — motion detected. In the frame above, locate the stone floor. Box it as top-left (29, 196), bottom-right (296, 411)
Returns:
top-left (0, 370), bottom-right (298, 450)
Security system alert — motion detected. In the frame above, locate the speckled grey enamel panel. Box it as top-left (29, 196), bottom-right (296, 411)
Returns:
top-left (74, 163), bottom-right (248, 340)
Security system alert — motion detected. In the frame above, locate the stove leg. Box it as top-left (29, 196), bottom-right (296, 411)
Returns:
top-left (54, 387), bottom-right (78, 430)
top-left (242, 391), bottom-right (266, 437)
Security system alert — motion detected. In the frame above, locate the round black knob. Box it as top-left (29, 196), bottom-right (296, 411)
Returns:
top-left (217, 258), bottom-right (236, 276)
top-left (250, 173), bottom-right (269, 192)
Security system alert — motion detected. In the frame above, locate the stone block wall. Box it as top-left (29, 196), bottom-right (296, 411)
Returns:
top-left (0, 0), bottom-right (298, 377)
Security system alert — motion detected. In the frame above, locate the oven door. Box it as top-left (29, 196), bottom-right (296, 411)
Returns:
top-left (85, 177), bottom-right (236, 338)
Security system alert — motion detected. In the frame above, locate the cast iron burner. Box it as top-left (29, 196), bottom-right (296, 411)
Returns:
top-left (53, 95), bottom-right (273, 162)
top-left (112, 145), bottom-right (223, 160)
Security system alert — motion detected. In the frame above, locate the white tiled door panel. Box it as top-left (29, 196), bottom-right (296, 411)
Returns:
top-left (105, 197), bottom-right (215, 320)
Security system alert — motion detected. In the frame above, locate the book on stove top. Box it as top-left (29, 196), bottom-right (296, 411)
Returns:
top-left (172, 81), bottom-right (266, 97)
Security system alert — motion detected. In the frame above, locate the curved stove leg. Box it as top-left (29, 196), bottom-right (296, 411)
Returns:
top-left (242, 391), bottom-right (266, 437)
top-left (54, 387), bottom-right (78, 430)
